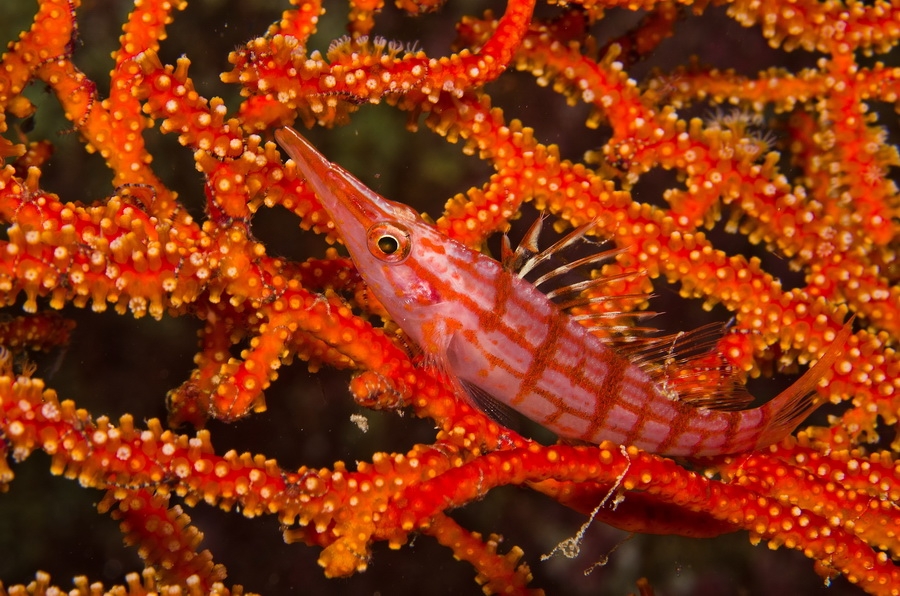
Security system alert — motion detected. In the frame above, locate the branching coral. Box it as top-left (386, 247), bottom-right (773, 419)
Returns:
top-left (0, 0), bottom-right (898, 594)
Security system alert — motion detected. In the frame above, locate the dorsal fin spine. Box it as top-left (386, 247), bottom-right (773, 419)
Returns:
top-left (516, 220), bottom-right (597, 279)
top-left (532, 246), bottom-right (627, 290)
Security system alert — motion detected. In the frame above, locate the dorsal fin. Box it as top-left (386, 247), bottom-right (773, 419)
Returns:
top-left (501, 214), bottom-right (656, 339)
top-left (501, 214), bottom-right (757, 411)
top-left (613, 322), bottom-right (755, 410)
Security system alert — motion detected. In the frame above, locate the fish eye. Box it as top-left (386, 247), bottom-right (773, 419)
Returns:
top-left (367, 222), bottom-right (411, 263)
top-left (377, 235), bottom-right (400, 254)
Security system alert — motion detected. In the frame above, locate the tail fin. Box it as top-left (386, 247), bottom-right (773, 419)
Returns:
top-left (755, 318), bottom-right (854, 449)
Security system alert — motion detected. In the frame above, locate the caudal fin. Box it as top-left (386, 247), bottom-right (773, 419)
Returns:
top-left (755, 318), bottom-right (854, 449)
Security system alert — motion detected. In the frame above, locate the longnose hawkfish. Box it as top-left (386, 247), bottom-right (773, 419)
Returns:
top-left (275, 126), bottom-right (851, 457)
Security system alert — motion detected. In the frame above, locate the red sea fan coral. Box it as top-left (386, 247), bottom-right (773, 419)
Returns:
top-left (0, 0), bottom-right (898, 594)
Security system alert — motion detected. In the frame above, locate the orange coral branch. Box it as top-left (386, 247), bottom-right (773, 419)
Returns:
top-left (98, 487), bottom-right (227, 590)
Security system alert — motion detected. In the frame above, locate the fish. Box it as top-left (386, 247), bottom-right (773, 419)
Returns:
top-left (275, 126), bottom-right (851, 456)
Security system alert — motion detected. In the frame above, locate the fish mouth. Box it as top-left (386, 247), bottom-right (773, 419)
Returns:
top-left (275, 126), bottom-right (392, 230)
